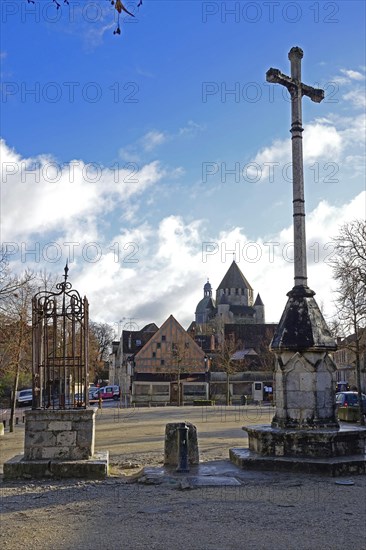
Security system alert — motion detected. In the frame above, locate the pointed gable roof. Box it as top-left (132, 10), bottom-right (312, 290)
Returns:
top-left (122, 324), bottom-right (158, 354)
top-left (134, 314), bottom-right (205, 365)
top-left (217, 261), bottom-right (253, 291)
top-left (254, 293), bottom-right (264, 306)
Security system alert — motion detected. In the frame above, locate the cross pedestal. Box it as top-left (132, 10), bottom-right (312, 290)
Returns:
top-left (270, 287), bottom-right (338, 430)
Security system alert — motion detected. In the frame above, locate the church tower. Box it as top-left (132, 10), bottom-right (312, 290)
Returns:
top-left (216, 260), bottom-right (254, 307)
top-left (216, 260), bottom-right (265, 324)
top-left (194, 261), bottom-right (265, 327)
top-left (195, 279), bottom-right (216, 324)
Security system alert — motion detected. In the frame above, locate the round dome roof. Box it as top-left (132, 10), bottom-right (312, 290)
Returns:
top-left (195, 296), bottom-right (215, 314)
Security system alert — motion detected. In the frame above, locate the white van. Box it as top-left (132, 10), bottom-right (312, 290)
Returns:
top-left (92, 385), bottom-right (120, 401)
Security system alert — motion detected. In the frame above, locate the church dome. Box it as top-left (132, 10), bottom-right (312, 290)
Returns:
top-left (195, 296), bottom-right (215, 315)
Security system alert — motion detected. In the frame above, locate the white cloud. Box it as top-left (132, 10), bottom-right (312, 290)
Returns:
top-left (248, 119), bottom-right (343, 182)
top-left (2, 164), bottom-right (365, 330)
top-left (79, 190), bottom-right (365, 328)
top-left (195, 191), bottom-right (365, 327)
top-left (1, 137), bottom-right (364, 331)
top-left (0, 139), bottom-right (166, 242)
top-left (340, 69), bottom-right (365, 81)
top-left (119, 122), bottom-right (204, 162)
top-left (248, 107), bottom-right (366, 184)
top-left (342, 89), bottom-right (366, 109)
top-left (331, 68), bottom-right (365, 89)
top-left (303, 123), bottom-right (342, 162)
top-left (141, 130), bottom-right (168, 152)
top-left (178, 120), bottom-right (205, 137)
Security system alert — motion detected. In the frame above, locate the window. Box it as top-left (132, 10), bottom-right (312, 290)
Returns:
top-left (161, 359), bottom-right (165, 366)
top-left (157, 343), bottom-right (161, 349)
top-left (136, 339), bottom-right (142, 346)
top-left (135, 384), bottom-right (150, 396)
top-left (162, 335), bottom-right (166, 342)
top-left (183, 384), bottom-right (206, 396)
top-left (152, 352), bottom-right (156, 358)
top-left (185, 342), bottom-right (190, 349)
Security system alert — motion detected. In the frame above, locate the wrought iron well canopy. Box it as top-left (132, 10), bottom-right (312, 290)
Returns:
top-left (32, 264), bottom-right (89, 410)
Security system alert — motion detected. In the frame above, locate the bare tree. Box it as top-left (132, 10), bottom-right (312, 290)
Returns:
top-left (89, 322), bottom-right (116, 383)
top-left (0, 250), bottom-right (34, 303)
top-left (0, 264), bottom-right (63, 425)
top-left (0, 279), bottom-right (35, 431)
top-left (216, 333), bottom-right (240, 406)
top-left (331, 220), bottom-right (366, 425)
top-left (25, 0), bottom-right (142, 35)
top-left (255, 327), bottom-right (277, 373)
top-left (168, 341), bottom-right (204, 406)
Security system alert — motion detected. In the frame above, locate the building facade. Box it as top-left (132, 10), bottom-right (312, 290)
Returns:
top-left (132, 315), bottom-right (208, 405)
top-left (333, 332), bottom-right (366, 392)
top-left (109, 323), bottom-right (158, 405)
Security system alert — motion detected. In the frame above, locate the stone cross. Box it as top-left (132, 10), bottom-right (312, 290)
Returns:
top-left (266, 47), bottom-right (324, 289)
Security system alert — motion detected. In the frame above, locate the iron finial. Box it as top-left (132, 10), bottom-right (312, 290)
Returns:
top-left (64, 261), bottom-right (69, 282)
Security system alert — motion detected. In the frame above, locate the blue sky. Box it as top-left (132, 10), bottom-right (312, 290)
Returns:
top-left (1, 0), bottom-right (365, 331)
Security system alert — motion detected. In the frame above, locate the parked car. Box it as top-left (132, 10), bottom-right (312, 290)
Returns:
top-left (16, 388), bottom-right (33, 407)
top-left (335, 391), bottom-right (366, 415)
top-left (92, 385), bottom-right (120, 401)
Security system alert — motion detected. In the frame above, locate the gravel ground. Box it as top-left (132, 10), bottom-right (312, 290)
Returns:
top-left (1, 405), bottom-right (366, 550)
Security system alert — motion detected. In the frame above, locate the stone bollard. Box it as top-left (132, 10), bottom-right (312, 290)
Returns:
top-left (164, 422), bottom-right (199, 467)
top-left (0, 422), bottom-right (4, 436)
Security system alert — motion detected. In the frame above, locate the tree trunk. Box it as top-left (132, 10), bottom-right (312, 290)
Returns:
top-left (9, 323), bottom-right (23, 432)
top-left (355, 336), bottom-right (365, 426)
top-left (177, 369), bottom-right (181, 407)
top-left (226, 372), bottom-right (230, 406)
